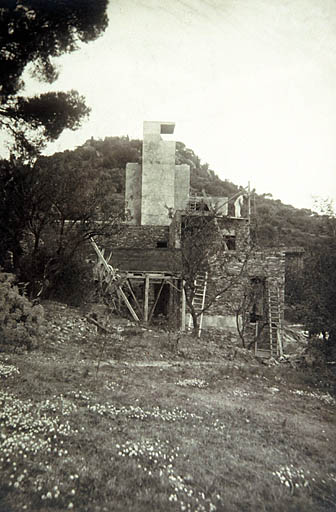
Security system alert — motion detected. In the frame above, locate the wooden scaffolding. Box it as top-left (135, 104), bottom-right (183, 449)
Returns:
top-left (91, 238), bottom-right (186, 329)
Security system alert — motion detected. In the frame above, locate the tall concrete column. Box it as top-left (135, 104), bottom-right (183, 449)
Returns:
top-left (141, 121), bottom-right (176, 226)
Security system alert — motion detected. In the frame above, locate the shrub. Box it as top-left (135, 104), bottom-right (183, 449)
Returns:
top-left (0, 270), bottom-right (44, 351)
top-left (50, 254), bottom-right (96, 307)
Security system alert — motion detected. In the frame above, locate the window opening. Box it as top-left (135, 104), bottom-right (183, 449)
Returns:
top-left (224, 236), bottom-right (236, 250)
top-left (195, 200), bottom-right (210, 212)
top-left (156, 241), bottom-right (168, 248)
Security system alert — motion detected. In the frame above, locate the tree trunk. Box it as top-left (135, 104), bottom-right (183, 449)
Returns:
top-left (190, 306), bottom-right (198, 334)
top-left (11, 238), bottom-right (23, 271)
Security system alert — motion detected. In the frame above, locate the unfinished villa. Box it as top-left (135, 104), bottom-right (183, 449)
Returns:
top-left (92, 121), bottom-right (286, 358)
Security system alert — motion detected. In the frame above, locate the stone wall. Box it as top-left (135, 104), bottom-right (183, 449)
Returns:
top-left (110, 248), bottom-right (182, 272)
top-left (207, 250), bottom-right (285, 313)
top-left (176, 215), bottom-right (250, 252)
top-left (216, 217), bottom-right (250, 252)
top-left (108, 225), bottom-right (170, 249)
top-left (203, 250), bottom-right (286, 338)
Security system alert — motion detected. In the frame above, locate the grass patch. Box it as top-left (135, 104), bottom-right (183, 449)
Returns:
top-left (0, 301), bottom-right (336, 511)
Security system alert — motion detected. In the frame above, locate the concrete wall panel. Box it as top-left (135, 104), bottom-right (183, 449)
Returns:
top-left (175, 164), bottom-right (190, 211)
top-left (125, 163), bottom-right (141, 225)
top-left (141, 121), bottom-right (176, 226)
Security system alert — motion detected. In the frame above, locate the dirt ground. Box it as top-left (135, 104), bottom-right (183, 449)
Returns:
top-left (39, 300), bottom-right (313, 365)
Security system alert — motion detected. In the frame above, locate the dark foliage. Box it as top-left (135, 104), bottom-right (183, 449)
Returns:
top-left (0, 0), bottom-right (108, 98)
top-left (251, 193), bottom-right (322, 249)
top-left (0, 154), bottom-right (123, 298)
top-left (0, 0), bottom-right (108, 155)
top-left (301, 238), bottom-right (336, 345)
top-left (0, 90), bottom-right (91, 155)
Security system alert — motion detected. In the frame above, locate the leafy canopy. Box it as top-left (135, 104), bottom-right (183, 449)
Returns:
top-left (0, 0), bottom-right (108, 97)
top-left (0, 0), bottom-right (108, 155)
top-left (300, 200), bottom-right (336, 344)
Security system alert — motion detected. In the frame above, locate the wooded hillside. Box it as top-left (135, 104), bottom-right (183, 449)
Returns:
top-left (40, 136), bottom-right (324, 250)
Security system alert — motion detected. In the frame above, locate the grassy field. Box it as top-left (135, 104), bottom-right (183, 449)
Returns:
top-left (0, 301), bottom-right (336, 512)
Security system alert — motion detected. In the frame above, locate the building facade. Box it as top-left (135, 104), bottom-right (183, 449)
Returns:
top-left (99, 121), bottom-right (285, 356)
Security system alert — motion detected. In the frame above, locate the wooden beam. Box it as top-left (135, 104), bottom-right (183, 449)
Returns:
top-left (144, 275), bottom-right (150, 323)
top-left (117, 287), bottom-right (140, 322)
top-left (148, 279), bottom-right (165, 323)
top-left (181, 280), bottom-right (186, 331)
top-left (277, 327), bottom-right (283, 357)
top-left (126, 272), bottom-right (179, 280)
top-left (125, 279), bottom-right (143, 318)
top-left (168, 279), bottom-right (174, 325)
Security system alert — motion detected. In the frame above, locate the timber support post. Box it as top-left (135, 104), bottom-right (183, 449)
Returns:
top-left (181, 280), bottom-right (186, 331)
top-left (144, 275), bottom-right (150, 323)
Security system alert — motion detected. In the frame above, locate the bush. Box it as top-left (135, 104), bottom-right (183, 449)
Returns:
top-left (0, 271), bottom-right (44, 351)
top-left (50, 254), bottom-right (96, 307)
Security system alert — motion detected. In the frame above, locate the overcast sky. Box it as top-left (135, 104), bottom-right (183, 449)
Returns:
top-left (23, 0), bottom-right (336, 210)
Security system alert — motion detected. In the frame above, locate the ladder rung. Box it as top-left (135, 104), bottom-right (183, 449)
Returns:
top-left (190, 271), bottom-right (208, 338)
top-left (267, 283), bottom-right (282, 356)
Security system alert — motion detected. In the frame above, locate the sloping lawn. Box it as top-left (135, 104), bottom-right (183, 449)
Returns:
top-left (0, 302), bottom-right (335, 512)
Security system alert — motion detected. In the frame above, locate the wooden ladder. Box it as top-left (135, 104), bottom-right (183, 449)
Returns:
top-left (267, 283), bottom-right (282, 358)
top-left (188, 272), bottom-right (208, 337)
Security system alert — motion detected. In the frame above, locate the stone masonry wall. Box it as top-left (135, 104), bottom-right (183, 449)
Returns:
top-left (207, 250), bottom-right (285, 321)
top-left (216, 217), bottom-right (250, 252)
top-left (110, 248), bottom-right (182, 272)
top-left (107, 225), bottom-right (170, 249)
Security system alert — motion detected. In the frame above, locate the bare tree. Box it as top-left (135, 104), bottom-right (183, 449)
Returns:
top-left (180, 203), bottom-right (252, 335)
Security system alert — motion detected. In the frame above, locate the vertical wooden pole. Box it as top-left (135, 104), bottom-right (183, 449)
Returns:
top-left (144, 275), bottom-right (149, 323)
top-left (181, 280), bottom-right (186, 331)
top-left (168, 279), bottom-right (174, 327)
top-left (148, 279), bottom-right (165, 323)
top-left (247, 181), bottom-right (251, 221)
